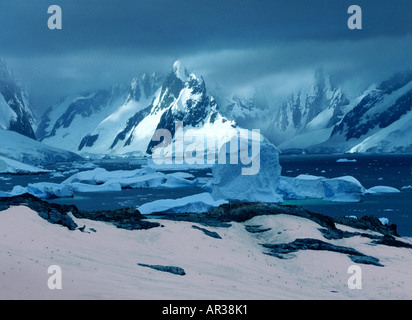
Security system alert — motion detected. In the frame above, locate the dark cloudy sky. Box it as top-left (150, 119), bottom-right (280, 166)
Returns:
top-left (1, 0), bottom-right (411, 116)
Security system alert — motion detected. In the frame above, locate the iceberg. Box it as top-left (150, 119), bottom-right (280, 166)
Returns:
top-left (10, 182), bottom-right (74, 199)
top-left (278, 174), bottom-right (366, 202)
top-left (137, 192), bottom-right (228, 215)
top-left (207, 139), bottom-right (283, 203)
top-left (279, 175), bottom-right (325, 200)
top-left (323, 176), bottom-right (366, 202)
top-left (62, 166), bottom-right (194, 190)
top-left (336, 158), bottom-right (357, 163)
top-left (66, 182), bottom-right (122, 193)
top-left (366, 186), bottom-right (401, 194)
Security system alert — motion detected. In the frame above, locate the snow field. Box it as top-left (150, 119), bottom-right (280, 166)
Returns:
top-left (1, 206), bottom-right (411, 299)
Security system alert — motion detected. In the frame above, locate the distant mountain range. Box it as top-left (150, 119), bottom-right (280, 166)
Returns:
top-left (0, 59), bottom-right (36, 139)
top-left (1, 57), bottom-right (411, 156)
top-left (221, 68), bottom-right (412, 154)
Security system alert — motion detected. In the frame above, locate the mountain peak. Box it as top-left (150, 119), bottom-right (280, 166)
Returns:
top-left (172, 60), bottom-right (189, 81)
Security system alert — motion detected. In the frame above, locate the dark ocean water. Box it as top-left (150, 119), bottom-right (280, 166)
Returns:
top-left (279, 153), bottom-right (412, 237)
top-left (1, 154), bottom-right (411, 236)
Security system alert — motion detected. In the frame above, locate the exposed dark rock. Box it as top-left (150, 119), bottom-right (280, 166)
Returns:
top-left (371, 235), bottom-right (412, 249)
top-left (192, 225), bottom-right (222, 239)
top-left (0, 193), bottom-right (78, 230)
top-left (244, 225), bottom-right (272, 233)
top-left (333, 215), bottom-right (399, 237)
top-left (0, 193), bottom-right (161, 231)
top-left (161, 202), bottom-right (336, 230)
top-left (72, 207), bottom-right (162, 231)
top-left (137, 263), bottom-right (186, 276)
top-left (318, 227), bottom-right (381, 241)
top-left (160, 202), bottom-right (410, 250)
top-left (262, 238), bottom-right (383, 267)
top-left (348, 255), bottom-right (382, 266)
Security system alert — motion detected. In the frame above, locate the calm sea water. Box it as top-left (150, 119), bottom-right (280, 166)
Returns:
top-left (280, 154), bottom-right (412, 236)
top-left (1, 154), bottom-right (411, 236)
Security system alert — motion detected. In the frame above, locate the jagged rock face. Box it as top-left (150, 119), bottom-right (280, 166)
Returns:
top-left (37, 86), bottom-right (127, 142)
top-left (270, 69), bottom-right (349, 141)
top-left (35, 60), bottom-right (412, 155)
top-left (223, 69), bottom-right (412, 154)
top-left (146, 73), bottom-right (221, 154)
top-left (331, 71), bottom-right (412, 141)
top-left (0, 59), bottom-right (36, 139)
top-left (223, 69), bottom-right (350, 146)
top-left (39, 60), bottom-right (235, 157)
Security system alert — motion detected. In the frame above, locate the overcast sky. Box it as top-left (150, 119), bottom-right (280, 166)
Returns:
top-left (1, 0), bottom-right (411, 116)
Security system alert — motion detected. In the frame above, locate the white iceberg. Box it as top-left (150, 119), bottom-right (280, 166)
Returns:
top-left (366, 186), bottom-right (401, 194)
top-left (207, 139), bottom-right (283, 203)
top-left (62, 167), bottom-right (153, 185)
top-left (279, 175), bottom-right (325, 200)
top-left (66, 182), bottom-right (122, 193)
top-left (10, 182), bottom-right (74, 199)
top-left (336, 158), bottom-right (357, 163)
top-left (62, 166), bottom-right (194, 190)
top-left (323, 176), bottom-right (366, 202)
top-left (278, 174), bottom-right (366, 202)
top-left (137, 192), bottom-right (228, 215)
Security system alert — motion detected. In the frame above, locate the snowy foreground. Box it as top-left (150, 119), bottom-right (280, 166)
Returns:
top-left (0, 205), bottom-right (411, 300)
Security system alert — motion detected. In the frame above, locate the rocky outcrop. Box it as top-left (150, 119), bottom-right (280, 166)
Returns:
top-left (192, 225), bottom-right (222, 239)
top-left (0, 193), bottom-right (78, 230)
top-left (73, 207), bottom-right (162, 231)
top-left (262, 238), bottom-right (383, 267)
top-left (0, 193), bottom-right (160, 231)
top-left (137, 263), bottom-right (186, 276)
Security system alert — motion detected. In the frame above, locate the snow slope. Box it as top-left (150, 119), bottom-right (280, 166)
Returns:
top-left (348, 110), bottom-right (412, 153)
top-left (0, 128), bottom-right (82, 166)
top-left (0, 155), bottom-right (51, 174)
top-left (0, 206), bottom-right (411, 299)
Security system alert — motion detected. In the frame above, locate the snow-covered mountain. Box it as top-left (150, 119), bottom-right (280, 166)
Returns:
top-left (36, 61), bottom-right (412, 156)
top-left (38, 61), bottom-right (249, 159)
top-left (222, 69), bottom-right (350, 150)
top-left (0, 58), bottom-right (36, 139)
top-left (222, 69), bottom-right (412, 154)
top-left (0, 128), bottom-right (82, 166)
top-left (313, 71), bottom-right (412, 153)
top-left (37, 72), bottom-right (162, 153)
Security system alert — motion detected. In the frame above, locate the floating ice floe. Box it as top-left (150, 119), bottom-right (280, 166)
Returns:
top-left (10, 183), bottom-right (74, 199)
top-left (278, 174), bottom-right (366, 202)
top-left (137, 192), bottom-right (228, 215)
top-left (72, 161), bottom-right (99, 169)
top-left (10, 166), bottom-right (198, 200)
top-left (66, 182), bottom-right (122, 193)
top-left (336, 158), bottom-right (357, 163)
top-left (62, 166), bottom-right (195, 189)
top-left (366, 186), bottom-right (401, 194)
